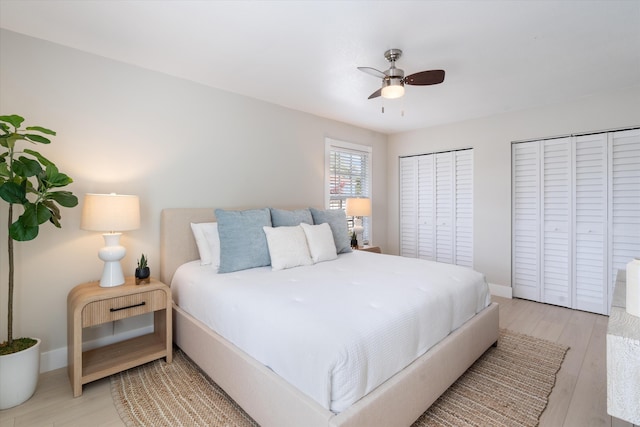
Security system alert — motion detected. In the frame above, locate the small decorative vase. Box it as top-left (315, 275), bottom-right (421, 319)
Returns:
top-left (351, 236), bottom-right (358, 250)
top-left (135, 267), bottom-right (150, 285)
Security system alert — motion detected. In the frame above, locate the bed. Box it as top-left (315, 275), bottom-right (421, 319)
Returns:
top-left (160, 207), bottom-right (499, 427)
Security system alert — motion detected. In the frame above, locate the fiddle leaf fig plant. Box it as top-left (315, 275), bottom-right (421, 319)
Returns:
top-left (0, 114), bottom-right (78, 354)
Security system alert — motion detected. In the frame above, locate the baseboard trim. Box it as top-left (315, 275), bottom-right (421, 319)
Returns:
top-left (489, 283), bottom-right (513, 299)
top-left (40, 346), bottom-right (67, 373)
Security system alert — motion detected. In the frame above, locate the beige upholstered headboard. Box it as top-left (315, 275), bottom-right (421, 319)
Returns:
top-left (160, 206), bottom-right (311, 285)
top-left (160, 208), bottom-right (216, 285)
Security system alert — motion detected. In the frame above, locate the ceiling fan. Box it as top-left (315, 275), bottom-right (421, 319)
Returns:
top-left (358, 49), bottom-right (445, 100)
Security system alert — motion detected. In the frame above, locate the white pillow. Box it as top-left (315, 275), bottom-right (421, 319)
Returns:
top-left (190, 222), bottom-right (220, 268)
top-left (262, 225), bottom-right (313, 271)
top-left (300, 223), bottom-right (338, 263)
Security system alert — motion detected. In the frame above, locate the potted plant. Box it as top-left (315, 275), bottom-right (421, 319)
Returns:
top-left (135, 253), bottom-right (150, 285)
top-left (0, 114), bottom-right (78, 409)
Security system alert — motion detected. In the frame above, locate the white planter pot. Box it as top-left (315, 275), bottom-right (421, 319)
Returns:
top-left (0, 338), bottom-right (41, 410)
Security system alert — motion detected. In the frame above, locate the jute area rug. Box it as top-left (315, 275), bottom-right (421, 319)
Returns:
top-left (111, 329), bottom-right (568, 427)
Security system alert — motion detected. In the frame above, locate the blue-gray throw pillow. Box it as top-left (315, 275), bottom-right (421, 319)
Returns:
top-left (309, 207), bottom-right (352, 254)
top-left (270, 208), bottom-right (313, 227)
top-left (215, 208), bottom-right (272, 273)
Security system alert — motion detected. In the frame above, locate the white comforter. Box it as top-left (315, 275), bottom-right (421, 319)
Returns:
top-left (171, 251), bottom-right (491, 413)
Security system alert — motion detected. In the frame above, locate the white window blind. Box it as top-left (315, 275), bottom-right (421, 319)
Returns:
top-left (325, 138), bottom-right (372, 242)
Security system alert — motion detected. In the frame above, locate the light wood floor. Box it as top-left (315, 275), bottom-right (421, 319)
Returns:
top-left (0, 296), bottom-right (634, 427)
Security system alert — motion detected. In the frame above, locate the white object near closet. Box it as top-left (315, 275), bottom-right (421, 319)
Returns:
top-left (400, 149), bottom-right (473, 268)
top-left (512, 128), bottom-right (640, 315)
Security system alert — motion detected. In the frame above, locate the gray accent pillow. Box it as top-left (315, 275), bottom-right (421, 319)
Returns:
top-left (215, 208), bottom-right (272, 273)
top-left (270, 208), bottom-right (313, 227)
top-left (309, 207), bottom-right (352, 254)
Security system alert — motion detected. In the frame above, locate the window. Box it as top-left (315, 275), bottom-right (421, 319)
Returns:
top-left (325, 138), bottom-right (372, 243)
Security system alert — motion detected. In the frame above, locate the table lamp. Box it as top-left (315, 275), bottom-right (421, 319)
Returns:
top-left (81, 193), bottom-right (140, 287)
top-left (346, 197), bottom-right (372, 247)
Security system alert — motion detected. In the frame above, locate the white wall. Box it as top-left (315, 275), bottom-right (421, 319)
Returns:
top-left (0, 30), bottom-right (388, 370)
top-left (387, 86), bottom-right (640, 289)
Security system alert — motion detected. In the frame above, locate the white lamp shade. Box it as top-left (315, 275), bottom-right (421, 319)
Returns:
top-left (81, 193), bottom-right (140, 232)
top-left (81, 193), bottom-right (140, 287)
top-left (346, 198), bottom-right (372, 217)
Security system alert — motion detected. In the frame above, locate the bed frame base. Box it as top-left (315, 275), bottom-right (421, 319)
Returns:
top-left (173, 302), bottom-right (499, 427)
top-left (161, 208), bottom-right (499, 427)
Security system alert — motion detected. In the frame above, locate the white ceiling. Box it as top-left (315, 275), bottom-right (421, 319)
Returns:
top-left (1, 0), bottom-right (639, 134)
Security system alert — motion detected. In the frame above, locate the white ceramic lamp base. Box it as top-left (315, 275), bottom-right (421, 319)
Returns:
top-left (99, 233), bottom-right (126, 287)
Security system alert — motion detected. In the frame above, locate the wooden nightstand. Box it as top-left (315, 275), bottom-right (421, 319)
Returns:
top-left (67, 277), bottom-right (172, 397)
top-left (358, 245), bottom-right (382, 253)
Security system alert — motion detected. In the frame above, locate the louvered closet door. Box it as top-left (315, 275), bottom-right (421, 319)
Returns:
top-left (435, 152), bottom-right (454, 264)
top-left (417, 155), bottom-right (435, 260)
top-left (542, 138), bottom-right (572, 307)
top-left (609, 129), bottom-right (640, 292)
top-left (455, 150), bottom-right (473, 267)
top-left (512, 142), bottom-right (541, 301)
top-left (400, 149), bottom-right (473, 266)
top-left (574, 134), bottom-right (608, 314)
top-left (400, 157), bottom-right (418, 257)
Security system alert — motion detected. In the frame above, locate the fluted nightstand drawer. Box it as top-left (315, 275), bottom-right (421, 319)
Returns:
top-left (82, 290), bottom-right (166, 327)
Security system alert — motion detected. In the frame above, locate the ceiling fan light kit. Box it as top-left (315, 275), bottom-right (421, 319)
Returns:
top-left (381, 78), bottom-right (405, 99)
top-left (359, 48), bottom-right (445, 100)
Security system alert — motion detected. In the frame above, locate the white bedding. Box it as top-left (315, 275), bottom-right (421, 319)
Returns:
top-left (171, 250), bottom-right (491, 413)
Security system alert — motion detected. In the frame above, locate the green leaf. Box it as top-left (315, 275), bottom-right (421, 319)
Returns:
top-left (0, 134), bottom-right (22, 150)
top-left (23, 149), bottom-right (53, 167)
top-left (0, 181), bottom-right (27, 204)
top-left (42, 199), bottom-right (61, 222)
top-left (10, 158), bottom-right (27, 177)
top-left (45, 165), bottom-right (74, 187)
top-left (24, 134), bottom-right (51, 144)
top-left (15, 156), bottom-right (43, 177)
top-left (0, 162), bottom-right (9, 179)
top-left (49, 214), bottom-right (61, 228)
top-left (47, 191), bottom-right (78, 208)
top-left (45, 200), bottom-right (62, 227)
top-left (22, 178), bottom-right (35, 194)
top-left (0, 123), bottom-right (9, 134)
top-left (9, 220), bottom-right (38, 241)
top-left (0, 115), bottom-right (24, 129)
top-left (21, 202), bottom-right (52, 226)
top-left (25, 126), bottom-right (55, 136)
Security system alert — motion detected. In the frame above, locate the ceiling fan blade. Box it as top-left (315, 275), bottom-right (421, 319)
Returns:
top-left (404, 69), bottom-right (445, 86)
top-left (358, 67), bottom-right (387, 79)
top-left (368, 88), bottom-right (382, 99)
